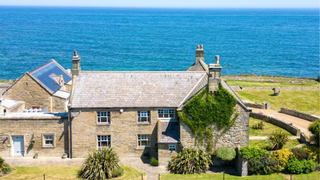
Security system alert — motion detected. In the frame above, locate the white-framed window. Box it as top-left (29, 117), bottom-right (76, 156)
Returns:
top-left (158, 109), bottom-right (175, 119)
top-left (44, 135), bottom-right (54, 146)
top-left (98, 135), bottom-right (111, 148)
top-left (97, 112), bottom-right (110, 124)
top-left (168, 144), bottom-right (176, 152)
top-left (138, 111), bottom-right (150, 123)
top-left (138, 134), bottom-right (150, 147)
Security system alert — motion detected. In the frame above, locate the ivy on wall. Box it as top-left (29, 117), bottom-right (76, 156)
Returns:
top-left (178, 84), bottom-right (238, 152)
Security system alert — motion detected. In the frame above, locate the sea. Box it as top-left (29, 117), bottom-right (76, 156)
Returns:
top-left (0, 7), bottom-right (319, 80)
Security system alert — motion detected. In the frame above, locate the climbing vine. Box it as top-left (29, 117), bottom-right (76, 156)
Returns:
top-left (178, 84), bottom-right (239, 152)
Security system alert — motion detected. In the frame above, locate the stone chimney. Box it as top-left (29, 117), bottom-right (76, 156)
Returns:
top-left (72, 50), bottom-right (81, 76)
top-left (208, 55), bottom-right (222, 94)
top-left (195, 44), bottom-right (204, 62)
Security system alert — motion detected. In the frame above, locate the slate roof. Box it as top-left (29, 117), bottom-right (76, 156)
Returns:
top-left (71, 71), bottom-right (207, 108)
top-left (29, 60), bottom-right (72, 94)
top-left (187, 60), bottom-right (208, 72)
top-left (158, 120), bottom-right (180, 143)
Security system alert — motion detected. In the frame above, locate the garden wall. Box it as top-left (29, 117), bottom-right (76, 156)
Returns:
top-left (280, 107), bottom-right (320, 122)
top-left (244, 102), bottom-right (270, 110)
top-left (249, 112), bottom-right (300, 136)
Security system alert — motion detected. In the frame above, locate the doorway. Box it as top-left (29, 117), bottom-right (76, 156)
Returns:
top-left (12, 136), bottom-right (24, 156)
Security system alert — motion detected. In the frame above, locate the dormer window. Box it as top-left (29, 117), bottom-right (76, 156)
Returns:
top-left (158, 109), bottom-right (175, 119)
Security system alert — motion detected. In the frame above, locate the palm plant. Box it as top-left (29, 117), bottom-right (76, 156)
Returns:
top-left (268, 130), bottom-right (289, 150)
top-left (79, 148), bottom-right (123, 180)
top-left (168, 148), bottom-right (212, 174)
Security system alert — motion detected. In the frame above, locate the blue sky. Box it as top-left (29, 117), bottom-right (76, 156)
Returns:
top-left (1, 0), bottom-right (319, 8)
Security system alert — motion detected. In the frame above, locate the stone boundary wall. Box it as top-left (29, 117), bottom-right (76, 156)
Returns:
top-left (230, 86), bottom-right (243, 91)
top-left (280, 107), bottom-right (320, 122)
top-left (235, 146), bottom-right (248, 176)
top-left (250, 112), bottom-right (300, 136)
top-left (244, 102), bottom-right (270, 110)
top-left (300, 132), bottom-right (309, 144)
top-left (243, 87), bottom-right (320, 90)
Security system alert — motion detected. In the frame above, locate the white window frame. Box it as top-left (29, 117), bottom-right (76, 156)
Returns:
top-left (138, 134), bottom-right (150, 147)
top-left (44, 135), bottom-right (54, 146)
top-left (158, 109), bottom-right (175, 119)
top-left (97, 135), bottom-right (111, 149)
top-left (168, 144), bottom-right (176, 152)
top-left (97, 111), bottom-right (110, 124)
top-left (138, 111), bottom-right (150, 123)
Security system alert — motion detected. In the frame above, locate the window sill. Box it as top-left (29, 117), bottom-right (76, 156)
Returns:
top-left (137, 122), bottom-right (151, 125)
top-left (136, 146), bottom-right (151, 149)
top-left (97, 123), bottom-right (111, 126)
top-left (42, 146), bottom-right (55, 149)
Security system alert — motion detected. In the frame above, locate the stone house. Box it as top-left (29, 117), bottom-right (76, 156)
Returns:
top-left (1, 59), bottom-right (72, 113)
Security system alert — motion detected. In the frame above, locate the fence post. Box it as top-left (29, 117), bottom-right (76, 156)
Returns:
top-left (223, 173), bottom-right (225, 180)
top-left (141, 173), bottom-right (143, 180)
top-left (43, 174), bottom-right (45, 180)
top-left (158, 174), bottom-right (160, 180)
top-left (290, 174), bottom-right (292, 180)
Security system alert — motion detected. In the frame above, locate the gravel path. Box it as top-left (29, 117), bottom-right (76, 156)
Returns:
top-left (250, 108), bottom-right (313, 137)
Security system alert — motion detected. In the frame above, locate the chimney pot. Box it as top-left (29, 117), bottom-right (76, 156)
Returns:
top-left (215, 55), bottom-right (220, 64)
top-left (197, 44), bottom-right (200, 49)
top-left (200, 44), bottom-right (203, 49)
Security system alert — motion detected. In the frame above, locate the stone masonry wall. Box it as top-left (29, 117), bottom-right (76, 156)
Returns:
top-left (158, 143), bottom-right (181, 166)
top-left (71, 109), bottom-right (158, 158)
top-left (280, 107), bottom-right (320, 122)
top-left (0, 117), bottom-right (68, 157)
top-left (180, 104), bottom-right (249, 151)
top-left (3, 73), bottom-right (52, 111)
top-left (52, 96), bottom-right (66, 112)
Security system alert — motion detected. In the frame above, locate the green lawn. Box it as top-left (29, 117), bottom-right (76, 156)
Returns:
top-left (0, 79), bottom-right (10, 83)
top-left (223, 75), bottom-right (320, 87)
top-left (236, 90), bottom-right (320, 116)
top-left (0, 166), bottom-right (145, 180)
top-left (161, 173), bottom-right (287, 180)
top-left (292, 172), bottom-right (320, 180)
top-left (249, 139), bottom-right (301, 150)
top-left (249, 117), bottom-right (294, 136)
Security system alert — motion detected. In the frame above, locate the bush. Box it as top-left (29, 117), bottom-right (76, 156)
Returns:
top-left (215, 147), bottom-right (236, 161)
top-left (248, 156), bottom-right (281, 175)
top-left (150, 157), bottom-right (159, 166)
top-left (252, 121), bottom-right (265, 130)
top-left (239, 146), bottom-right (268, 160)
top-left (308, 120), bottom-right (320, 146)
top-left (168, 148), bottom-right (212, 174)
top-left (270, 149), bottom-right (293, 170)
top-left (301, 159), bottom-right (316, 173)
top-left (285, 157), bottom-right (303, 174)
top-left (0, 157), bottom-right (11, 174)
top-left (291, 147), bottom-right (310, 161)
top-left (79, 148), bottom-right (123, 179)
top-left (268, 131), bottom-right (289, 150)
top-left (303, 146), bottom-right (320, 163)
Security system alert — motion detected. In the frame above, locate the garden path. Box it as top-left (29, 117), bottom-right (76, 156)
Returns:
top-left (250, 108), bottom-right (312, 137)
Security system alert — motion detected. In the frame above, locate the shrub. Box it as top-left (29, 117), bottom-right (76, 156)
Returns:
top-left (268, 131), bottom-right (289, 150)
top-left (308, 120), bottom-right (320, 146)
top-left (248, 156), bottom-right (281, 175)
top-left (285, 157), bottom-right (303, 174)
top-left (252, 121), bottom-right (265, 130)
top-left (239, 146), bottom-right (268, 160)
top-left (215, 147), bottom-right (236, 161)
top-left (168, 148), bottom-right (212, 174)
top-left (270, 149), bottom-right (293, 170)
top-left (79, 148), bottom-right (123, 179)
top-left (150, 157), bottom-right (159, 166)
top-left (291, 147), bottom-right (310, 161)
top-left (0, 157), bottom-right (11, 174)
top-left (303, 146), bottom-right (320, 163)
top-left (301, 159), bottom-right (316, 173)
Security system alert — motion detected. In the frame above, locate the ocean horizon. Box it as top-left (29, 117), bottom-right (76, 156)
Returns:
top-left (0, 6), bottom-right (319, 79)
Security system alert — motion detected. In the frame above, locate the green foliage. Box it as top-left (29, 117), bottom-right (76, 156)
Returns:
top-left (248, 156), bottom-right (281, 175)
top-left (252, 121), bottom-right (265, 130)
top-left (214, 147), bottom-right (236, 161)
top-left (291, 147), bottom-right (310, 161)
top-left (178, 85), bottom-right (238, 152)
top-left (301, 159), bottom-right (316, 173)
top-left (150, 157), bottom-right (159, 166)
top-left (0, 157), bottom-right (11, 174)
top-left (308, 120), bottom-right (320, 146)
top-left (303, 146), bottom-right (320, 163)
top-left (270, 149), bottom-right (293, 170)
top-left (239, 146), bottom-right (268, 160)
top-left (285, 157), bottom-right (303, 174)
top-left (79, 148), bottom-right (123, 180)
top-left (168, 148), bottom-right (212, 174)
top-left (268, 131), bottom-right (289, 150)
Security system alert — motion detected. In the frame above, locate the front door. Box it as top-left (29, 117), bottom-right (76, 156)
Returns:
top-left (12, 136), bottom-right (24, 156)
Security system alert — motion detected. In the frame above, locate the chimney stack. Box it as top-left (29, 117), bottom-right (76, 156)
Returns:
top-left (72, 50), bottom-right (81, 76)
top-left (195, 44), bottom-right (204, 62)
top-left (208, 55), bottom-right (222, 94)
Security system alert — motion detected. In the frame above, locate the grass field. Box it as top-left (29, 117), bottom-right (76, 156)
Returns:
top-left (249, 117), bottom-right (294, 136)
top-left (0, 166), bottom-right (145, 180)
top-left (249, 139), bottom-right (301, 150)
top-left (235, 90), bottom-right (320, 116)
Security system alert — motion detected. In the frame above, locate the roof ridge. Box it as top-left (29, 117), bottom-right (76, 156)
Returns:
top-left (81, 71), bottom-right (207, 73)
top-left (29, 59), bottom-right (55, 74)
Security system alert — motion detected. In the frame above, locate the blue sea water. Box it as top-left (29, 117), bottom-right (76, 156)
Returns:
top-left (0, 7), bottom-right (319, 79)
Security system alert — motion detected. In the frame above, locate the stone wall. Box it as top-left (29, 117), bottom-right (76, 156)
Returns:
top-left (71, 109), bottom-right (158, 158)
top-left (235, 146), bottom-right (248, 176)
top-left (0, 116), bottom-right (68, 157)
top-left (158, 143), bottom-right (180, 166)
top-left (243, 87), bottom-right (320, 90)
top-left (3, 73), bottom-right (52, 111)
top-left (280, 107), bottom-right (320, 122)
top-left (250, 112), bottom-right (301, 136)
top-left (180, 104), bottom-right (249, 151)
top-left (244, 102), bottom-right (270, 110)
top-left (52, 96), bottom-right (66, 112)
